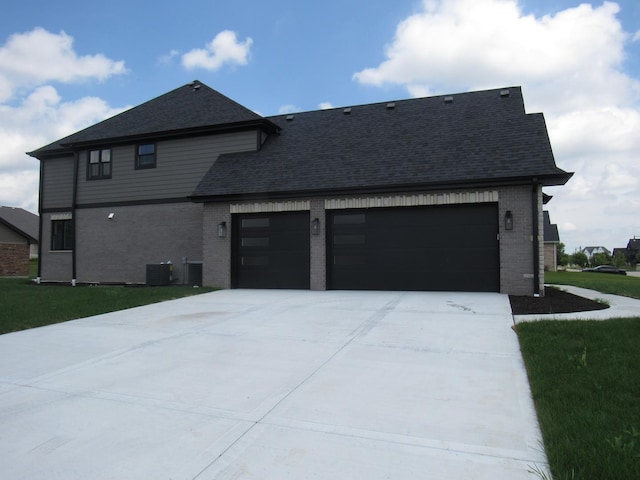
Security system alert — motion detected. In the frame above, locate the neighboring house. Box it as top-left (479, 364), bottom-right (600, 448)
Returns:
top-left (28, 81), bottom-right (572, 296)
top-left (581, 246), bottom-right (611, 259)
top-left (625, 237), bottom-right (640, 264)
top-left (612, 247), bottom-right (628, 263)
top-left (0, 206), bottom-right (39, 277)
top-left (543, 211), bottom-right (560, 272)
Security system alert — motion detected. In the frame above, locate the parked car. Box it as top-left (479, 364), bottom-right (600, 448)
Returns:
top-left (581, 265), bottom-right (627, 275)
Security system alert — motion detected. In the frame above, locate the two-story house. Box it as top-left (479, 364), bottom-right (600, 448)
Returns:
top-left (29, 81), bottom-right (572, 295)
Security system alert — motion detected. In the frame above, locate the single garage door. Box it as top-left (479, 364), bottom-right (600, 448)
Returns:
top-left (328, 204), bottom-right (499, 292)
top-left (233, 211), bottom-right (310, 289)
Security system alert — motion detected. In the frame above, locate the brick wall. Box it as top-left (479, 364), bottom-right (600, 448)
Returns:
top-left (309, 199), bottom-right (326, 290)
top-left (497, 185), bottom-right (543, 296)
top-left (40, 203), bottom-right (203, 284)
top-left (0, 243), bottom-right (29, 276)
top-left (201, 185), bottom-right (543, 296)
top-left (202, 203), bottom-right (232, 289)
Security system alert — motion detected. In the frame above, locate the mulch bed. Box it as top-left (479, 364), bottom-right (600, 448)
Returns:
top-left (509, 286), bottom-right (609, 315)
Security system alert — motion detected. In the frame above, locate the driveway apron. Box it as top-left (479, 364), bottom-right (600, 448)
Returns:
top-left (0, 290), bottom-right (547, 479)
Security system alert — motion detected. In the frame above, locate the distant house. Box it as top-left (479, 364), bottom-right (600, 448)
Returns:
top-left (0, 206), bottom-right (39, 276)
top-left (581, 246), bottom-right (611, 258)
top-left (543, 211), bottom-right (560, 271)
top-left (613, 237), bottom-right (640, 265)
top-left (612, 247), bottom-right (628, 262)
top-left (28, 81), bottom-right (572, 296)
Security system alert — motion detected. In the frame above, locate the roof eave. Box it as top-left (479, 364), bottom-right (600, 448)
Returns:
top-left (28, 118), bottom-right (280, 158)
top-left (60, 119), bottom-right (280, 149)
top-left (190, 173), bottom-right (575, 203)
top-left (0, 218), bottom-right (38, 242)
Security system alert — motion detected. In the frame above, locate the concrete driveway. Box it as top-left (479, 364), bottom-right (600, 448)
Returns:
top-left (0, 290), bottom-right (547, 479)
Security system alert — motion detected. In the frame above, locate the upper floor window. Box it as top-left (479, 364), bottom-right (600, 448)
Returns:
top-left (136, 143), bottom-right (156, 169)
top-left (88, 148), bottom-right (112, 180)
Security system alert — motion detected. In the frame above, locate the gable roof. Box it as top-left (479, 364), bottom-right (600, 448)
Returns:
top-left (581, 246), bottom-right (611, 256)
top-left (543, 211), bottom-right (560, 243)
top-left (29, 80), bottom-right (278, 157)
top-left (628, 238), bottom-right (640, 251)
top-left (192, 86), bottom-right (572, 200)
top-left (0, 206), bottom-right (38, 242)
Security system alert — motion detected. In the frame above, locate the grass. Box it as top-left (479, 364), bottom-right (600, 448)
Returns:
top-left (0, 270), bottom-right (214, 335)
top-left (518, 319), bottom-right (640, 479)
top-left (545, 270), bottom-right (640, 300)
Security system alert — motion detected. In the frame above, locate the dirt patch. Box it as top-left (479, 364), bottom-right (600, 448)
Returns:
top-left (509, 286), bottom-right (609, 315)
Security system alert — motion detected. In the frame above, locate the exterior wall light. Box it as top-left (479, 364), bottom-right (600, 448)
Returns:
top-left (311, 218), bottom-right (320, 235)
top-left (218, 221), bottom-right (227, 238)
top-left (505, 210), bottom-right (514, 230)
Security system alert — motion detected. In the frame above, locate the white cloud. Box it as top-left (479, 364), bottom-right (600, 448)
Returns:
top-left (158, 49), bottom-right (180, 65)
top-left (182, 30), bottom-right (253, 71)
top-left (318, 102), bottom-right (334, 110)
top-left (634, 30), bottom-right (640, 42)
top-left (278, 104), bottom-right (299, 114)
top-left (0, 28), bottom-right (126, 102)
top-left (0, 86), bottom-right (126, 211)
top-left (353, 0), bottom-right (640, 253)
top-left (0, 28), bottom-right (127, 212)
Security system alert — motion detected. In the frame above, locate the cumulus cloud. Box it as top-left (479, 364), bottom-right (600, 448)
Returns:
top-left (182, 30), bottom-right (253, 71)
top-left (353, 0), bottom-right (640, 252)
top-left (0, 28), bottom-right (126, 102)
top-left (318, 102), bottom-right (335, 110)
top-left (158, 49), bottom-right (180, 65)
top-left (278, 104), bottom-right (299, 114)
top-left (0, 28), bottom-right (127, 212)
top-left (354, 1), bottom-right (633, 110)
top-left (0, 86), bottom-right (126, 209)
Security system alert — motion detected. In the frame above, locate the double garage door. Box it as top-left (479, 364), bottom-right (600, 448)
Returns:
top-left (233, 204), bottom-right (499, 291)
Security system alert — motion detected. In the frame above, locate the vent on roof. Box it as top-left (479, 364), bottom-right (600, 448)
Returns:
top-left (386, 102), bottom-right (396, 110)
top-left (343, 108), bottom-right (352, 115)
top-left (193, 84), bottom-right (201, 91)
top-left (286, 114), bottom-right (295, 121)
top-left (500, 89), bottom-right (510, 97)
top-left (444, 96), bottom-right (453, 104)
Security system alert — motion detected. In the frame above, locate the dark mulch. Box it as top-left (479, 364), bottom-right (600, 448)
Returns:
top-left (509, 286), bottom-right (609, 315)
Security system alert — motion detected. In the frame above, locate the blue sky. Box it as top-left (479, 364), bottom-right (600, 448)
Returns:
top-left (1, 0), bottom-right (639, 254)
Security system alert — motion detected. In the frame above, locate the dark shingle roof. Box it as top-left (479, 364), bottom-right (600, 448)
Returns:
top-left (543, 211), bottom-right (560, 243)
top-left (29, 80), bottom-right (276, 156)
top-left (0, 206), bottom-right (38, 242)
top-left (192, 86), bottom-right (572, 200)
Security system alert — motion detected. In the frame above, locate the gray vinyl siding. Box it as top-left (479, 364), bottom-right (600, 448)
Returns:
top-left (41, 155), bottom-right (74, 209)
top-left (76, 130), bottom-right (258, 205)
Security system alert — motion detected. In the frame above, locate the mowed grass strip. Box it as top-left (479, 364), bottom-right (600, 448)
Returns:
top-left (0, 278), bottom-right (214, 335)
top-left (517, 319), bottom-right (640, 480)
top-left (545, 271), bottom-right (640, 300)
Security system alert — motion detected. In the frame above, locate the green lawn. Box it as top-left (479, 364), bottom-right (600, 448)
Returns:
top-left (519, 271), bottom-right (640, 479)
top-left (545, 270), bottom-right (640, 300)
top-left (0, 276), bottom-right (214, 335)
top-left (518, 319), bottom-right (640, 480)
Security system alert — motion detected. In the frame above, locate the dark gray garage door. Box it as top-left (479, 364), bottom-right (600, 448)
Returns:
top-left (328, 204), bottom-right (499, 292)
top-left (233, 212), bottom-right (310, 289)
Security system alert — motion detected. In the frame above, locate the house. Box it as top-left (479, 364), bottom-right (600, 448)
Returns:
top-left (28, 81), bottom-right (572, 295)
top-left (543, 211), bottom-right (560, 271)
top-left (0, 206), bottom-right (39, 276)
top-left (581, 246), bottom-right (611, 259)
top-left (612, 239), bottom-right (640, 267)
